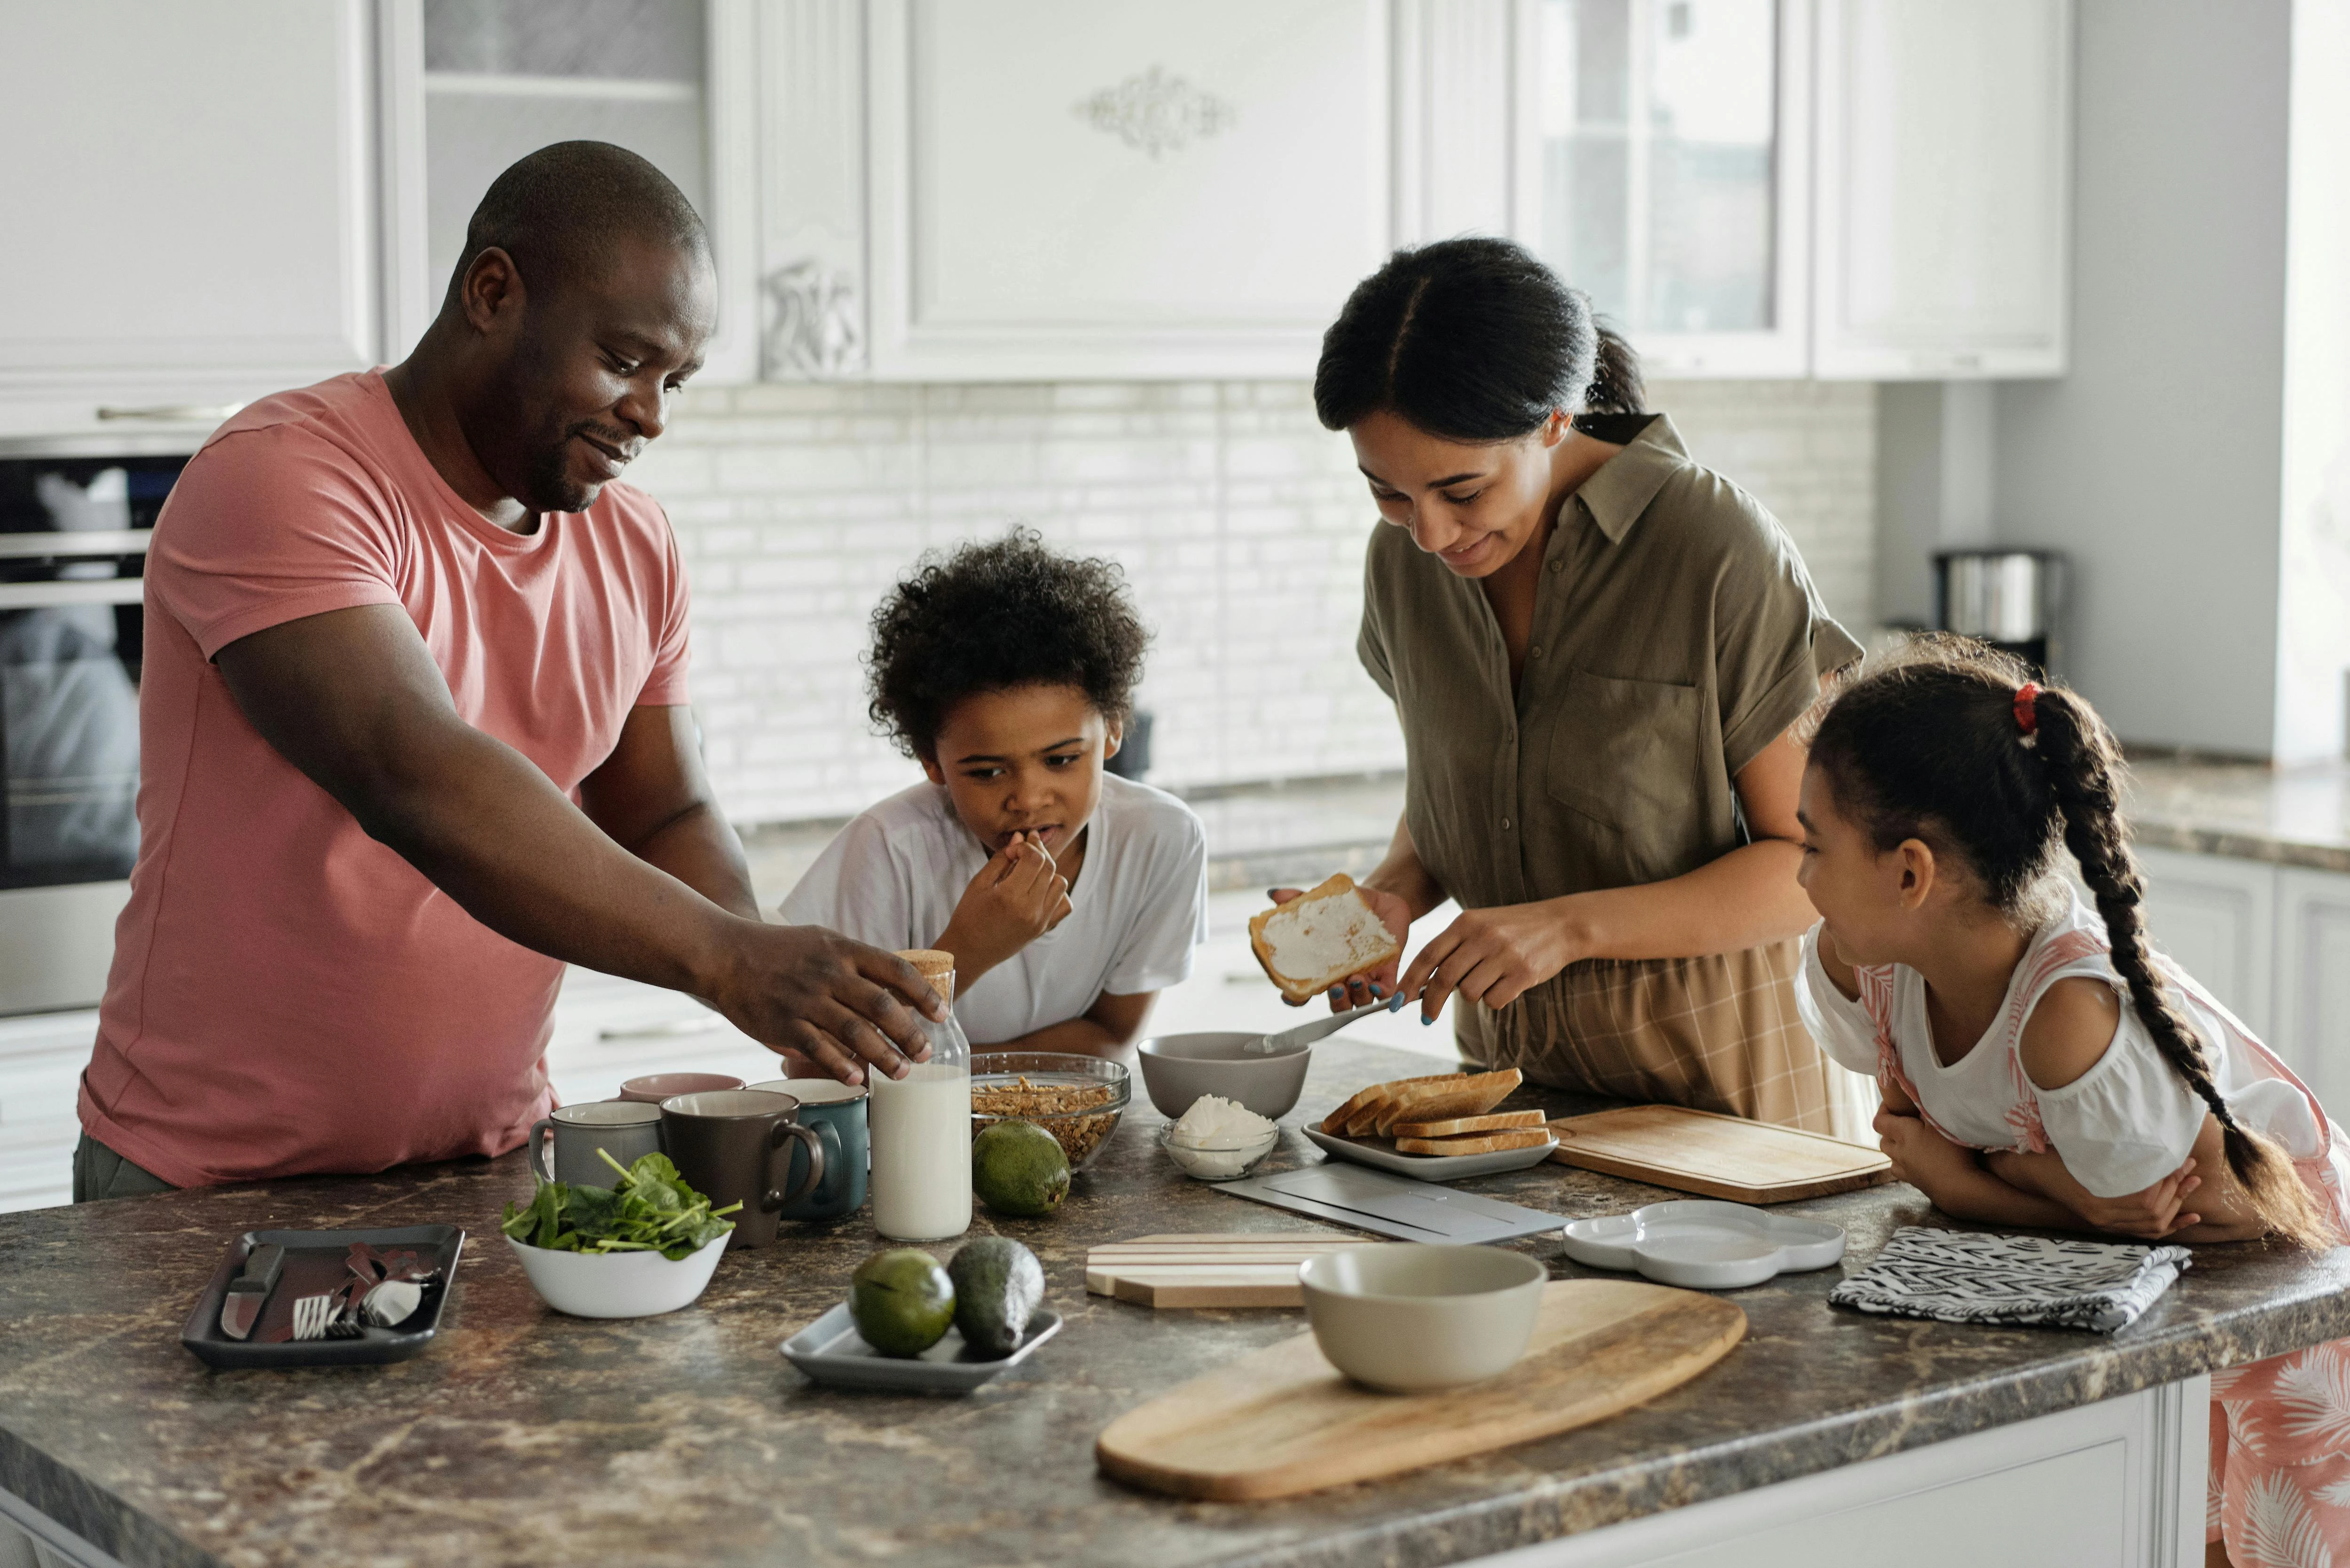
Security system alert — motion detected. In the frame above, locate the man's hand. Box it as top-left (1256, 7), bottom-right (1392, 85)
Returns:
top-left (1874, 1106), bottom-right (1980, 1201)
top-left (1399, 900), bottom-right (1581, 1022)
top-left (936, 834), bottom-right (1071, 987)
top-left (708, 925), bottom-right (944, 1087)
top-left (1267, 881), bottom-right (1414, 1010)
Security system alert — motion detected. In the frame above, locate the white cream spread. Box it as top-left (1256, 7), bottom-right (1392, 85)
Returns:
top-left (1170, 1094), bottom-right (1277, 1147)
top-left (1262, 889), bottom-right (1393, 982)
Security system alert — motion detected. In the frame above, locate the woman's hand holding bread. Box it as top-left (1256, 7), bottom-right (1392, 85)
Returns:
top-left (1264, 879), bottom-right (1413, 1009)
top-left (935, 833), bottom-right (1072, 986)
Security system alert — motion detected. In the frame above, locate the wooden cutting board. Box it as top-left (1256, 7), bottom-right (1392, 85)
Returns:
top-left (1097, 1279), bottom-right (1745, 1500)
top-left (1546, 1103), bottom-right (1892, 1203)
top-left (1085, 1233), bottom-right (1361, 1309)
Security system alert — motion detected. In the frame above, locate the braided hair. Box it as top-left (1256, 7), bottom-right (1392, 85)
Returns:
top-left (1808, 635), bottom-right (2335, 1249)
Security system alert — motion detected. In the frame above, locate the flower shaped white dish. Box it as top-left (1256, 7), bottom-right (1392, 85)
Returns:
top-left (1558, 1200), bottom-right (1846, 1290)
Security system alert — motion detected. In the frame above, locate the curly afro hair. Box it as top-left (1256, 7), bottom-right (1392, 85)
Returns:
top-left (866, 529), bottom-right (1150, 760)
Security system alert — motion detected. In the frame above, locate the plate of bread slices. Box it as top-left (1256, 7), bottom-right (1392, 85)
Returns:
top-left (1303, 1069), bottom-right (1558, 1181)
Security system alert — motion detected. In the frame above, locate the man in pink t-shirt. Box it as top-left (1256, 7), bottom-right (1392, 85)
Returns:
top-left (77, 143), bottom-right (941, 1195)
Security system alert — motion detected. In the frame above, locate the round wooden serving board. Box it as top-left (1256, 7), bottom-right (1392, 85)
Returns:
top-left (1095, 1279), bottom-right (1747, 1501)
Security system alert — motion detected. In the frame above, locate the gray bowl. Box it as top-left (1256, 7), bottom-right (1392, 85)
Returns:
top-left (1135, 1031), bottom-right (1312, 1121)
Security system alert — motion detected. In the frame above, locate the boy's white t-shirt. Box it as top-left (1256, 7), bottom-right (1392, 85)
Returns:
top-left (778, 773), bottom-right (1209, 1045)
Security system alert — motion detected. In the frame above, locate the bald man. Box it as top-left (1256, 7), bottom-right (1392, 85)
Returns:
top-left (74, 143), bottom-right (941, 1198)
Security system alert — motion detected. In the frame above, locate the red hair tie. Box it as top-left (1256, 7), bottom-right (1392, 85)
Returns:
top-left (2013, 682), bottom-right (2040, 736)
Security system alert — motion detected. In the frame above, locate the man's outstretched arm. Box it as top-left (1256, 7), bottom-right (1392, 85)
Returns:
top-left (214, 603), bottom-right (940, 1083)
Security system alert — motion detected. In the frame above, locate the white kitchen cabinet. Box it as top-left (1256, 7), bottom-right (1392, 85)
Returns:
top-left (2277, 867), bottom-right (2350, 1115)
top-left (2134, 845), bottom-right (2277, 1039)
top-left (0, 0), bottom-right (378, 445)
top-left (1468, 1376), bottom-right (2205, 1567)
top-left (1513, 0), bottom-right (1813, 378)
top-left (0, 1010), bottom-right (98, 1214)
top-left (1812, 0), bottom-right (2073, 379)
top-left (375, 0), bottom-right (761, 381)
top-left (854, 0), bottom-right (1398, 381)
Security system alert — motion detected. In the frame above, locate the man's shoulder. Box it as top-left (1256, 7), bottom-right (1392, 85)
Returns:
top-left (196, 372), bottom-right (393, 468)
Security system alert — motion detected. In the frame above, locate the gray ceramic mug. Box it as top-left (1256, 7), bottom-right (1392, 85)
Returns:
top-left (531, 1100), bottom-right (665, 1186)
top-left (750, 1078), bottom-right (868, 1222)
top-left (658, 1090), bottom-right (824, 1249)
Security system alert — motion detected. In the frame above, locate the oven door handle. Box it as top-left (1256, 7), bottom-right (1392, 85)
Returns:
top-left (0, 580), bottom-right (144, 610)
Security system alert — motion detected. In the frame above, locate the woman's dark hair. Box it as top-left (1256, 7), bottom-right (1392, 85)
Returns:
top-left (1312, 236), bottom-right (1645, 439)
top-left (865, 528), bottom-right (1149, 761)
top-left (1807, 636), bottom-right (2335, 1249)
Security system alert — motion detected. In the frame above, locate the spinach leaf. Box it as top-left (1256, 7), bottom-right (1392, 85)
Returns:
top-left (503, 1147), bottom-right (739, 1260)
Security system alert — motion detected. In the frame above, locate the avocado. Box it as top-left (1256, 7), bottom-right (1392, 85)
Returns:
top-left (849, 1248), bottom-right (956, 1357)
top-left (947, 1236), bottom-right (1045, 1358)
top-left (971, 1119), bottom-right (1071, 1217)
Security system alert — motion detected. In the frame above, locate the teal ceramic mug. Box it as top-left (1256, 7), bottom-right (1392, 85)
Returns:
top-left (751, 1077), bottom-right (868, 1222)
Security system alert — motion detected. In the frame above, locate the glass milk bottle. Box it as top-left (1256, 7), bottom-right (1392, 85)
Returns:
top-left (869, 950), bottom-right (972, 1241)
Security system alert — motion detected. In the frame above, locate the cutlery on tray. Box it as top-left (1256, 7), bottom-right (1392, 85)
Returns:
top-left (217, 1243), bottom-right (285, 1341)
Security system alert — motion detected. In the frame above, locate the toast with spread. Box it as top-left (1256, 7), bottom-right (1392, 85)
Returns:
top-left (1248, 875), bottom-right (1402, 1004)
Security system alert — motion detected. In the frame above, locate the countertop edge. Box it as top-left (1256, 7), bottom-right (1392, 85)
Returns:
top-left (0, 1424), bottom-right (224, 1568)
top-left (2131, 819), bottom-right (2350, 876)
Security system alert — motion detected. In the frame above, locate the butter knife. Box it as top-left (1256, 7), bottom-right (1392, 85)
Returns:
top-left (219, 1243), bottom-right (284, 1341)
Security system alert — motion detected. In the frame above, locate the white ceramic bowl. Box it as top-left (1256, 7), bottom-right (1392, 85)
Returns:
top-left (505, 1232), bottom-right (727, 1319)
top-left (1158, 1123), bottom-right (1281, 1181)
top-left (1135, 1032), bottom-right (1312, 1120)
top-left (1299, 1244), bottom-right (1547, 1393)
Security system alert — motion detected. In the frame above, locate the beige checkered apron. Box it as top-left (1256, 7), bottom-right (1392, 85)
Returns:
top-left (1453, 937), bottom-right (1844, 1134)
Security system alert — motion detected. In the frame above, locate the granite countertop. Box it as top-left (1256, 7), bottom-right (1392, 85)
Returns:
top-left (8, 1038), bottom-right (2350, 1568)
top-left (2125, 755), bottom-right (2350, 874)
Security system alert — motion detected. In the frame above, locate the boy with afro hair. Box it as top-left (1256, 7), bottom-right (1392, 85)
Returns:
top-left (781, 530), bottom-right (1206, 1056)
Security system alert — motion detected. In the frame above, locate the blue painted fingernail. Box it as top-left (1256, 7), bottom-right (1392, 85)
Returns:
top-left (1421, 1013), bottom-right (1435, 1027)
top-left (1328, 985), bottom-right (1343, 1000)
top-left (1370, 984), bottom-right (1385, 999)
top-left (1388, 993), bottom-right (1407, 1012)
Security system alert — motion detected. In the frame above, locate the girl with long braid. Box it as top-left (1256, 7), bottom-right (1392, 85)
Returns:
top-left (1792, 636), bottom-right (2349, 1568)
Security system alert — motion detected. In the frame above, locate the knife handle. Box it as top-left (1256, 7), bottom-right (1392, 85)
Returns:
top-left (235, 1243), bottom-right (286, 1290)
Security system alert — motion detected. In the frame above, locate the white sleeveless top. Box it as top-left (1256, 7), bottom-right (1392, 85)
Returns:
top-left (1796, 890), bottom-right (2335, 1201)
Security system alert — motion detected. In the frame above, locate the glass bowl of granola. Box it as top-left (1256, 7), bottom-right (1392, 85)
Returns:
top-left (970, 1053), bottom-right (1131, 1173)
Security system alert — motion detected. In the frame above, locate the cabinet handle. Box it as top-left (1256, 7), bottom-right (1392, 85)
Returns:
top-left (94, 403), bottom-right (243, 423)
top-left (596, 1016), bottom-right (727, 1041)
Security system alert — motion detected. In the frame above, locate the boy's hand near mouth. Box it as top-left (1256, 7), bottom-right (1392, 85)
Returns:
top-left (936, 830), bottom-right (1073, 985)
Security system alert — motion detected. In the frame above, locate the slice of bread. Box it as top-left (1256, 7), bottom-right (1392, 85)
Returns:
top-left (1395, 1127), bottom-right (1554, 1157)
top-left (1388, 1108), bottom-right (1544, 1138)
top-left (1371, 1069), bottom-right (1521, 1135)
top-left (1339, 1074), bottom-right (1465, 1136)
top-left (1320, 1073), bottom-right (1465, 1136)
top-left (1249, 875), bottom-right (1403, 1005)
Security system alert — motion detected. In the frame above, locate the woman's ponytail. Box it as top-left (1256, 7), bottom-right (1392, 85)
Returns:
top-left (2030, 687), bottom-right (2339, 1250)
top-left (1583, 321), bottom-right (1646, 416)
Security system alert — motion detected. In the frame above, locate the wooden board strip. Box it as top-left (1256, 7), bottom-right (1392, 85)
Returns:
top-left (1545, 1104), bottom-right (1892, 1204)
top-left (1096, 1280), bottom-right (1747, 1499)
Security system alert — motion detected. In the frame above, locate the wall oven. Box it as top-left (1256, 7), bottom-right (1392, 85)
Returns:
top-left (0, 457), bottom-right (184, 1015)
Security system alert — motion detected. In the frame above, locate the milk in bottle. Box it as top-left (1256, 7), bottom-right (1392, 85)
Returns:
top-left (870, 950), bottom-right (972, 1242)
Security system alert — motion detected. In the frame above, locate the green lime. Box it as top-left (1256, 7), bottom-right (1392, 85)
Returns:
top-left (972, 1119), bottom-right (1071, 1218)
top-left (849, 1248), bottom-right (955, 1357)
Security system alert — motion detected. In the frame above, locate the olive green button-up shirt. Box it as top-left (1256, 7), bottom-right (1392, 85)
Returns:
top-left (1358, 412), bottom-right (1863, 914)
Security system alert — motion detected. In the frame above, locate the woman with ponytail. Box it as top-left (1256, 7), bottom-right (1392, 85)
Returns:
top-left (1283, 236), bottom-right (1868, 1137)
top-left (1794, 635), bottom-right (2350, 1566)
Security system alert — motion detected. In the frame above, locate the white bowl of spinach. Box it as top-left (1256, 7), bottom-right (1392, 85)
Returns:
top-left (501, 1150), bottom-right (739, 1318)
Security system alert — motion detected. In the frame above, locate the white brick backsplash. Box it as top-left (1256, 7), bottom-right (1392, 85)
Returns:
top-left (632, 379), bottom-right (1874, 826)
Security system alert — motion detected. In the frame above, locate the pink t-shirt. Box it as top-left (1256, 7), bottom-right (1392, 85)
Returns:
top-left (81, 370), bottom-right (691, 1187)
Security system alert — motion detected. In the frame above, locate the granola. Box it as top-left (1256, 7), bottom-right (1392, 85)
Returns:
top-left (971, 1076), bottom-right (1121, 1166)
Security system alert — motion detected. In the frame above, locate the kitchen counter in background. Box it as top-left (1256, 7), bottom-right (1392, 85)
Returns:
top-left (2125, 755), bottom-right (2350, 875)
top-left (5, 1037), bottom-right (2346, 1568)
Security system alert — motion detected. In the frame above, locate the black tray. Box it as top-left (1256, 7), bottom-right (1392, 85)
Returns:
top-left (179, 1225), bottom-right (465, 1369)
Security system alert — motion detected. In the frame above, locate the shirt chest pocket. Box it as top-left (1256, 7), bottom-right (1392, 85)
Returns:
top-left (1543, 668), bottom-right (1707, 852)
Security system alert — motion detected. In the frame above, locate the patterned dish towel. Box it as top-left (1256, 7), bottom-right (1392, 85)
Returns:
top-left (1828, 1226), bottom-right (2192, 1333)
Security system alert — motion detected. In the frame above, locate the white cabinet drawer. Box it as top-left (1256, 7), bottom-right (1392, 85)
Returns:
top-left (0, 1011), bottom-right (97, 1213)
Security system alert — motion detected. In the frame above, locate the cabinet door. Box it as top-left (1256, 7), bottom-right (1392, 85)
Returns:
top-left (2277, 868), bottom-right (2350, 1113)
top-left (1812, 0), bottom-right (2072, 379)
top-left (0, 0), bottom-right (376, 442)
top-left (862, 0), bottom-right (1395, 380)
top-left (0, 1010), bottom-right (101, 1214)
top-left (2133, 847), bottom-right (2277, 1041)
top-left (1513, 0), bottom-right (1813, 378)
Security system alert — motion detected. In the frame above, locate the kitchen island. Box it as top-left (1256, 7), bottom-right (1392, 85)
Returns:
top-left (6, 1038), bottom-right (2348, 1568)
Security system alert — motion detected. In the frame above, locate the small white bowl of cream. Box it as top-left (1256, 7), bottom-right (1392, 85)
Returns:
top-left (1159, 1094), bottom-right (1281, 1181)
